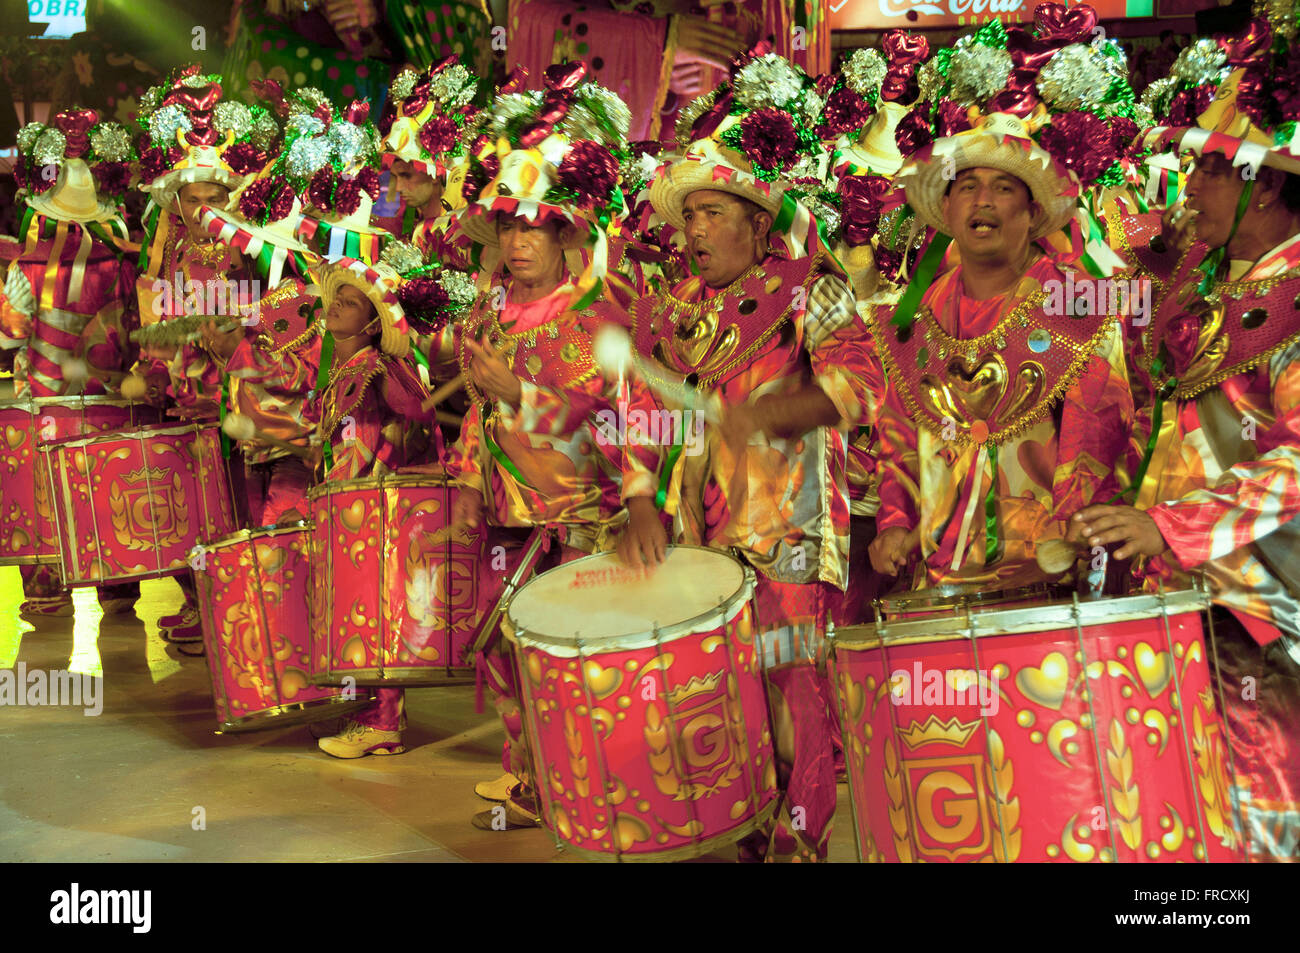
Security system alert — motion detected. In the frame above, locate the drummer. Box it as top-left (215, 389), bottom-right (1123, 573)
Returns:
top-left (617, 51), bottom-right (886, 861)
top-left (1, 109), bottom-right (140, 617)
top-left (1072, 61), bottom-right (1300, 863)
top-left (311, 257), bottom-right (440, 758)
top-left (130, 66), bottom-right (260, 645)
top-left (865, 112), bottom-right (1135, 592)
top-left (432, 71), bottom-right (662, 830)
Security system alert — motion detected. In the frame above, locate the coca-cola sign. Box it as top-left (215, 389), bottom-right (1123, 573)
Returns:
top-left (829, 0), bottom-right (1138, 30)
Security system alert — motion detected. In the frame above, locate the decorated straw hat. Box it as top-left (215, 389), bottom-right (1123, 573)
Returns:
top-left (382, 56), bottom-right (483, 211)
top-left (377, 238), bottom-right (477, 336)
top-left (1142, 17), bottom-right (1300, 176)
top-left (650, 45), bottom-right (838, 260)
top-left (314, 257), bottom-right (412, 358)
top-left (827, 32), bottom-right (932, 178)
top-left (16, 109), bottom-right (135, 228)
top-left (455, 63), bottom-right (633, 307)
top-left (135, 65), bottom-right (280, 211)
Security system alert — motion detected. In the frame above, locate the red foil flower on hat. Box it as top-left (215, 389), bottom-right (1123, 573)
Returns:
top-left (880, 30), bottom-right (930, 103)
top-left (53, 108), bottom-right (98, 159)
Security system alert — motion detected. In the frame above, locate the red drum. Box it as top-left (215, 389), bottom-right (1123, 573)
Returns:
top-left (829, 586), bottom-right (1246, 863)
top-left (308, 473), bottom-right (488, 686)
top-left (41, 421), bottom-right (239, 585)
top-left (503, 546), bottom-right (779, 862)
top-left (197, 524), bottom-right (373, 732)
top-left (0, 397), bottom-right (154, 566)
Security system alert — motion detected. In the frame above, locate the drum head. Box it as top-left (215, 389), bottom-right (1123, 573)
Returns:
top-left (506, 546), bottom-right (748, 651)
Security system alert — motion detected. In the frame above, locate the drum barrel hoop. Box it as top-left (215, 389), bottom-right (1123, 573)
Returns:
top-left (305, 473), bottom-right (451, 499)
top-left (831, 588), bottom-right (1211, 650)
top-left (203, 522), bottom-right (311, 551)
top-left (0, 397), bottom-right (141, 411)
top-left (37, 421), bottom-right (221, 450)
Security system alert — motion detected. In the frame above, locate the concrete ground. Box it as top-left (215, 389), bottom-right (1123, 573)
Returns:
top-left (0, 568), bottom-right (856, 863)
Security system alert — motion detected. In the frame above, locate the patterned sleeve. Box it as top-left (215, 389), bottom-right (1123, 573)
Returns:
top-left (445, 401), bottom-right (486, 497)
top-left (874, 377), bottom-right (921, 533)
top-left (803, 273), bottom-right (886, 429)
top-left (1051, 320), bottom-right (1134, 521)
top-left (1148, 344), bottom-right (1300, 568)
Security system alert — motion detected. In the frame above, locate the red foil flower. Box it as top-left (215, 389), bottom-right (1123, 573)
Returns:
top-left (839, 173), bottom-right (893, 246)
top-left (224, 142), bottom-right (266, 175)
top-left (92, 161), bottom-right (132, 196)
top-left (267, 179), bottom-right (295, 221)
top-left (1108, 117), bottom-right (1141, 158)
top-left (334, 178), bottom-right (362, 215)
top-left (398, 277), bottom-right (451, 334)
top-left (1038, 111), bottom-right (1117, 184)
top-left (308, 167), bottom-right (336, 209)
top-left (935, 99), bottom-right (973, 138)
top-left (418, 115), bottom-right (460, 157)
top-left (739, 108), bottom-right (798, 171)
top-left (355, 167), bottom-right (381, 199)
top-left (894, 109), bottom-right (933, 157)
top-left (824, 87), bottom-right (873, 136)
top-left (558, 141), bottom-right (619, 208)
top-left (238, 177), bottom-right (273, 219)
top-left (1167, 86), bottom-right (1214, 126)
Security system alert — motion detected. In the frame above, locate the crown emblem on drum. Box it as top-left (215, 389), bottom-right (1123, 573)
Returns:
top-left (899, 715), bottom-right (981, 751)
top-left (664, 671), bottom-right (724, 706)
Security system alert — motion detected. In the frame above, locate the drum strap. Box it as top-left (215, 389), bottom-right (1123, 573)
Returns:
top-left (316, 331), bottom-right (335, 473)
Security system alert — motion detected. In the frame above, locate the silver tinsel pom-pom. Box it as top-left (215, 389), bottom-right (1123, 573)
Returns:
top-left (286, 136), bottom-right (331, 177)
top-left (1130, 101), bottom-right (1155, 130)
top-left (574, 83), bottom-right (631, 144)
top-left (916, 59), bottom-right (944, 104)
top-left (843, 48), bottom-right (888, 99)
top-left (439, 269), bottom-right (477, 310)
top-left (675, 88), bottom-right (719, 144)
top-left (489, 92), bottom-right (543, 139)
top-left (34, 128), bottom-right (66, 166)
top-left (328, 120), bottom-right (369, 168)
top-left (1171, 38), bottom-right (1227, 88)
top-left (380, 240), bottom-right (424, 274)
top-left (293, 88), bottom-right (331, 114)
top-left (390, 68), bottom-right (419, 101)
top-left (735, 53), bottom-right (805, 109)
top-left (432, 65), bottom-right (475, 109)
top-left (804, 195), bottom-right (840, 239)
top-left (149, 104), bottom-right (192, 146)
top-left (1140, 77), bottom-right (1176, 118)
top-left (180, 72), bottom-right (214, 89)
top-left (1037, 44), bottom-right (1114, 111)
top-left (137, 85), bottom-right (163, 119)
top-left (17, 123), bottom-right (45, 155)
top-left (947, 40), bottom-right (1013, 107)
top-left (802, 89), bottom-right (825, 128)
top-left (214, 101), bottom-right (253, 139)
top-left (90, 123), bottom-right (132, 162)
top-left (288, 113), bottom-right (326, 138)
top-left (251, 112), bottom-right (279, 151)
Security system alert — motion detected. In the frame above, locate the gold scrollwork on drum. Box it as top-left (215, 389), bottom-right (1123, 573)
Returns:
top-left (108, 466), bottom-right (190, 550)
top-left (1192, 688), bottom-right (1237, 851)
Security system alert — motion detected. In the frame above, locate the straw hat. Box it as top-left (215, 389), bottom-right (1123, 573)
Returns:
top-left (26, 159), bottom-right (122, 225)
top-left (313, 257), bottom-right (410, 358)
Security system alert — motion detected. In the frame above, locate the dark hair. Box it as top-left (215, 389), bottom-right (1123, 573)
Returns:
top-left (1279, 171), bottom-right (1300, 214)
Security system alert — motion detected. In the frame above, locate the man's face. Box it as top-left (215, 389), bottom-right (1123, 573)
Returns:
top-left (1184, 152), bottom-right (1247, 251)
top-left (326, 282), bottom-right (377, 337)
top-left (497, 214), bottom-right (566, 284)
top-left (177, 181), bottom-right (231, 241)
top-left (391, 159), bottom-right (442, 213)
top-left (682, 189), bottom-right (768, 288)
top-left (942, 167), bottom-right (1038, 264)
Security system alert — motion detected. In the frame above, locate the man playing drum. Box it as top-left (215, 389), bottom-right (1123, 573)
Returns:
top-left (618, 50), bottom-right (886, 861)
top-left (434, 69), bottom-right (663, 829)
top-left (1, 109), bottom-right (141, 617)
top-left (1074, 59), bottom-right (1300, 862)
top-left (865, 113), bottom-right (1135, 593)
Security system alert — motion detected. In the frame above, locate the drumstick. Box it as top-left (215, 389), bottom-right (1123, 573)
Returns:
top-left (435, 410), bottom-right (463, 427)
top-left (222, 413), bottom-right (313, 459)
top-left (470, 526), bottom-right (551, 656)
top-left (1036, 538), bottom-right (1083, 576)
top-left (421, 373), bottom-right (467, 413)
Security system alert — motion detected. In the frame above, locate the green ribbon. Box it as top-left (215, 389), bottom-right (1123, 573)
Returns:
top-left (889, 233), bottom-right (952, 339)
top-left (484, 426), bottom-right (529, 486)
top-left (402, 205), bottom-right (418, 239)
top-left (1197, 178), bottom-right (1253, 295)
top-left (771, 192), bottom-right (799, 234)
top-left (219, 375), bottom-right (232, 459)
top-left (316, 330), bottom-right (335, 473)
top-left (655, 390), bottom-right (691, 511)
top-left (983, 442), bottom-right (1000, 565)
top-left (138, 204), bottom-right (162, 272)
top-left (1108, 362), bottom-right (1175, 504)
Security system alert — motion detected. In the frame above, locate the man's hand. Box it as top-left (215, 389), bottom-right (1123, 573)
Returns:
top-left (618, 496), bottom-right (668, 571)
top-left (668, 61), bottom-right (707, 98)
top-left (1159, 201), bottom-right (1199, 257)
top-left (199, 319), bottom-right (242, 363)
top-left (718, 397), bottom-right (771, 450)
top-left (465, 334), bottom-right (522, 409)
top-left (676, 15), bottom-right (749, 69)
top-left (451, 487), bottom-right (485, 531)
top-left (869, 526), bottom-right (917, 576)
top-left (140, 340), bottom-right (178, 363)
top-left (1071, 505), bottom-right (1168, 561)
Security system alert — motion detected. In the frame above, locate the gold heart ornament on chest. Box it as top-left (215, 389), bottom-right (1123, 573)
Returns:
top-left (919, 352), bottom-right (1045, 442)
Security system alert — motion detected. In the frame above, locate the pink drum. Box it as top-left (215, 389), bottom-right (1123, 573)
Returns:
top-left (308, 473), bottom-right (489, 686)
top-left (503, 547), bottom-right (779, 861)
top-left (0, 397), bottom-right (154, 566)
top-left (41, 421), bottom-right (239, 585)
top-left (198, 524), bottom-right (374, 732)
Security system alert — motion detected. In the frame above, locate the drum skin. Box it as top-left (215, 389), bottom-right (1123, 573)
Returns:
top-left (505, 548), bottom-right (780, 862)
top-left (0, 398), bottom-right (153, 566)
top-left (41, 422), bottom-right (238, 585)
top-left (308, 474), bottom-right (488, 686)
top-left (198, 525), bottom-right (373, 733)
top-left (830, 590), bottom-right (1246, 863)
